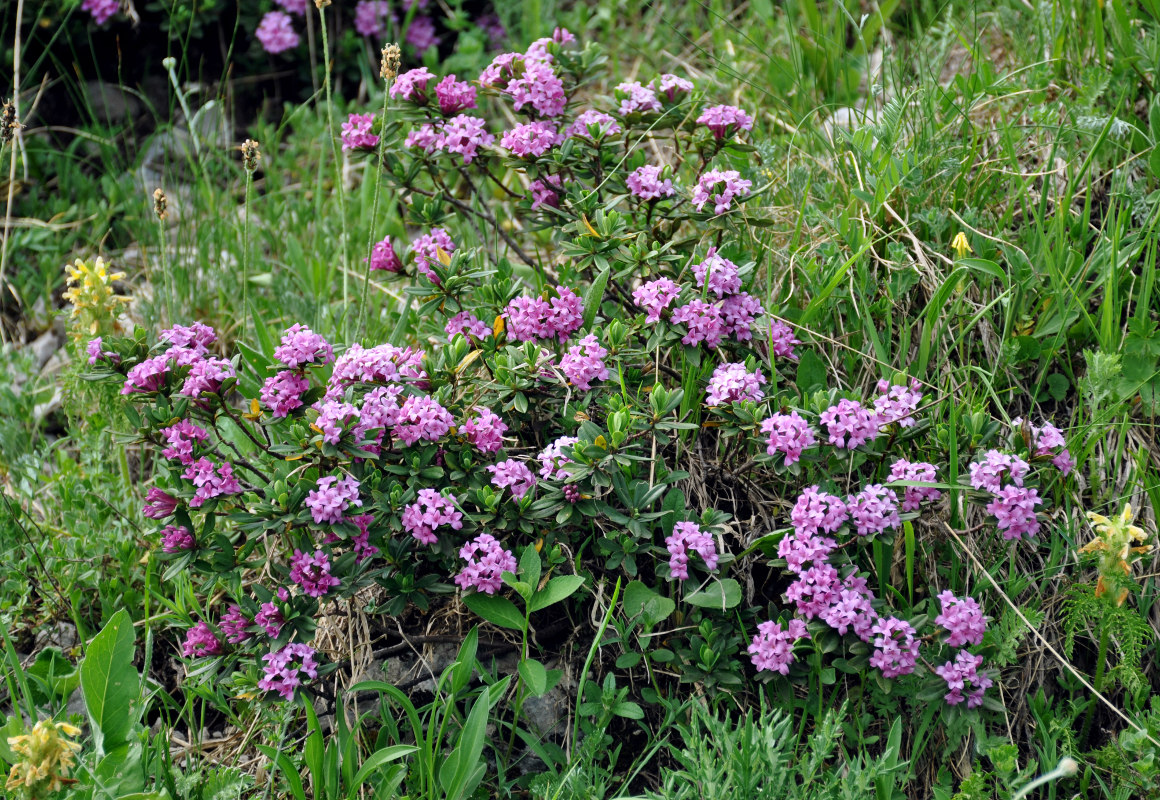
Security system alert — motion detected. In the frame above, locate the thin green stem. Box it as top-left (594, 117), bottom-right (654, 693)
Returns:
top-left (243, 170), bottom-right (253, 345)
top-left (357, 79), bottom-right (392, 341)
top-left (1080, 621), bottom-right (1111, 745)
top-left (317, 3), bottom-right (350, 339)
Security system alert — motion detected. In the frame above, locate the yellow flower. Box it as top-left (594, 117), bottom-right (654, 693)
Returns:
top-left (6, 719), bottom-right (82, 795)
top-left (951, 231), bottom-right (972, 260)
top-left (61, 256), bottom-right (129, 336)
top-left (1079, 504), bottom-right (1153, 606)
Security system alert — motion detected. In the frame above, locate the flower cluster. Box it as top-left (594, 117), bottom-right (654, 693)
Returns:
top-left (627, 165), bottom-right (675, 200)
top-left (341, 113), bottom-right (379, 151)
top-left (560, 335), bottom-right (610, 391)
top-left (402, 489), bottom-right (463, 545)
top-left (747, 619), bottom-right (809, 675)
top-left (935, 651), bottom-right (993, 708)
top-left (488, 459), bottom-right (537, 499)
top-left (454, 534), bottom-right (517, 594)
top-left (290, 549), bottom-right (342, 597)
top-left (761, 412), bottom-right (816, 464)
top-left (692, 170), bottom-right (752, 215)
top-left (705, 362), bottom-right (765, 406)
top-left (503, 287), bottom-right (583, 342)
top-left (258, 643), bottom-right (319, 700)
top-left (305, 475), bottom-right (362, 525)
top-left (665, 521), bottom-right (719, 580)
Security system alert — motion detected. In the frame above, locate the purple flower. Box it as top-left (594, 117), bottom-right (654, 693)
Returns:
top-left (182, 458), bottom-right (243, 507)
top-left (626, 165), bottom-right (675, 200)
top-left (846, 484), bottom-right (901, 537)
top-left (313, 399), bottom-right (360, 445)
top-left (439, 115), bottom-right (494, 163)
top-left (395, 395), bottom-right (453, 445)
top-left (122, 356), bottom-right (169, 395)
top-left (566, 110), bottom-right (621, 139)
top-left (501, 121), bottom-right (563, 158)
top-left (327, 343), bottom-right (426, 395)
top-left (986, 485), bottom-right (1043, 540)
top-left (560, 335), bottom-right (610, 391)
top-left (461, 407), bottom-right (508, 453)
top-left (693, 248), bottom-right (741, 298)
top-left (767, 320), bottom-right (800, 360)
top-left (256, 11), bottom-right (299, 54)
top-left (790, 486), bottom-right (848, 536)
top-left (261, 371), bottom-right (310, 417)
top-left (255, 602), bottom-right (284, 637)
top-left (706, 361), bottom-right (765, 406)
top-left (935, 590), bottom-right (987, 647)
top-left (353, 0), bottom-right (391, 37)
top-left (160, 524), bottom-right (195, 553)
top-left (761, 411), bottom-right (816, 464)
top-left (160, 322), bottom-right (217, 353)
top-left (477, 12), bottom-right (505, 48)
top-left (407, 124), bottom-right (445, 154)
top-left (405, 15), bottom-right (439, 53)
top-left (503, 286), bottom-right (582, 342)
top-left (873, 379), bottom-right (923, 428)
top-left (275, 0), bottom-right (308, 14)
top-left (368, 236), bottom-right (403, 272)
top-left (412, 228), bottom-right (456, 283)
top-left (341, 113), bottom-right (379, 151)
top-left (391, 68), bottom-right (435, 103)
top-left (160, 420), bottom-right (208, 465)
top-left (220, 606), bottom-right (252, 644)
top-left (819, 578), bottom-right (877, 638)
top-left (305, 475), bottom-right (362, 525)
top-left (507, 62), bottom-right (567, 118)
top-left (786, 563), bottom-right (840, 618)
top-left (180, 356), bottom-right (235, 397)
top-left (869, 616), bottom-right (919, 678)
top-left (1019, 418), bottom-right (1074, 475)
top-left (143, 488), bottom-right (179, 520)
top-left (259, 642), bottom-right (319, 700)
top-left (615, 81), bottom-right (661, 115)
top-left (402, 489), bottom-right (463, 545)
top-left (82, 0), bottom-right (119, 25)
top-left (182, 621), bottom-right (221, 658)
top-left (666, 521), bottom-right (719, 580)
top-left (650, 73), bottom-right (693, 101)
top-left (692, 169), bottom-right (752, 215)
top-left (487, 459), bottom-right (537, 499)
top-left (720, 292), bottom-right (765, 341)
top-left (969, 450), bottom-right (1029, 493)
top-left (778, 529), bottom-right (836, 573)
top-left (819, 398), bottom-right (879, 449)
top-left (538, 436), bottom-right (578, 480)
top-left (697, 104), bottom-right (754, 138)
top-left (529, 175), bottom-right (563, 209)
top-left (275, 324), bottom-right (334, 368)
top-left (479, 52), bottom-right (523, 89)
top-left (454, 534), bottom-right (517, 594)
top-left (86, 336), bottom-right (119, 365)
top-left (445, 311), bottom-right (492, 340)
top-left (348, 514), bottom-right (380, 562)
top-left (748, 619), bottom-right (809, 674)
top-left (632, 278), bottom-right (681, 323)
top-left (671, 300), bottom-right (725, 348)
top-left (290, 549), bottom-right (341, 597)
top-left (935, 651), bottom-right (992, 708)
top-left (887, 459), bottom-right (941, 511)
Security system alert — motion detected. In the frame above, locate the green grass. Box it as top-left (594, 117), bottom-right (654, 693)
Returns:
top-left (4, 0), bottom-right (1160, 798)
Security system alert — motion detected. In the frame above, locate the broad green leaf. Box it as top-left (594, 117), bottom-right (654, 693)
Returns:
top-left (518, 546), bottom-right (541, 594)
top-left (257, 745), bottom-right (306, 800)
top-left (795, 350), bottom-right (827, 393)
top-left (529, 575), bottom-right (586, 613)
top-left (462, 593), bottom-right (525, 630)
top-left (347, 746), bottom-right (416, 800)
top-left (583, 266), bottom-right (610, 330)
top-left (518, 658), bottom-right (548, 697)
top-left (684, 579), bottom-right (742, 611)
top-left (622, 581), bottom-right (675, 629)
top-left (440, 688), bottom-right (492, 800)
top-left (80, 609), bottom-right (139, 756)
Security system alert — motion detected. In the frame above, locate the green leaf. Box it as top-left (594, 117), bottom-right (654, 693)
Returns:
top-left (439, 687), bottom-right (493, 800)
top-left (257, 745), bottom-right (306, 800)
top-left (80, 608), bottom-right (139, 756)
top-left (583, 266), bottom-right (610, 330)
top-left (518, 658), bottom-right (548, 697)
top-left (684, 579), bottom-right (742, 611)
top-left (347, 746), bottom-right (416, 800)
top-left (611, 700), bottom-right (644, 719)
top-left (795, 350), bottom-right (827, 393)
top-left (519, 546), bottom-right (541, 593)
top-left (622, 581), bottom-right (675, 629)
top-left (529, 575), bottom-right (586, 613)
top-left (959, 257), bottom-right (1008, 287)
top-left (462, 593), bottom-right (525, 630)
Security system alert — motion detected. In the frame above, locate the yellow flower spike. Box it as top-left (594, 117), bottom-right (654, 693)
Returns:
top-left (5, 719), bottom-right (82, 794)
top-left (1080, 504), bottom-right (1154, 607)
top-left (951, 231), bottom-right (972, 260)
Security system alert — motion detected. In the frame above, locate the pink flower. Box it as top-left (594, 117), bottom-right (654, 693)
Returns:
top-left (819, 398), bottom-right (879, 449)
top-left (274, 324), bottom-right (333, 368)
top-left (341, 113), bottom-right (379, 151)
top-left (632, 278), bottom-right (681, 323)
top-left (969, 450), bottom-right (1029, 493)
top-left (348, 513), bottom-right (380, 562)
top-left (501, 121), bottom-right (563, 158)
top-left (368, 236), bottom-right (403, 272)
top-left (529, 175), bottom-right (563, 209)
top-left (538, 436), bottom-right (578, 480)
top-left (461, 407), bottom-right (508, 453)
top-left (566, 110), bottom-right (621, 138)
top-left (255, 11), bottom-right (299, 54)
top-left (122, 356), bottom-right (169, 395)
top-left (488, 459), bottom-right (537, 499)
top-left (412, 228), bottom-right (456, 282)
top-left (986, 485), bottom-right (1043, 540)
top-left (627, 165), bottom-right (675, 200)
top-left (671, 299), bottom-right (725, 348)
top-left (405, 15), bottom-right (439, 53)
top-left (391, 67), bottom-right (436, 103)
top-left (275, 0), bottom-right (308, 13)
top-left (748, 618), bottom-right (809, 674)
top-left (778, 529), bottom-right (836, 573)
top-left (402, 489), bottom-right (463, 545)
top-left (160, 420), bottom-right (208, 465)
top-left (455, 534), bottom-right (517, 594)
top-left (873, 379), bottom-right (922, 428)
top-left (160, 525), bottom-right (195, 553)
top-left (445, 311), bottom-right (492, 340)
top-left (439, 115), bottom-right (494, 163)
top-left (290, 549), bottom-right (341, 597)
top-left (219, 606), bottom-right (251, 644)
top-left (887, 459), bottom-right (941, 511)
top-left (697, 104), bottom-right (753, 138)
top-left (869, 616), bottom-right (919, 678)
top-left (180, 356), bottom-right (235, 397)
top-left (560, 335), bottom-right (610, 391)
top-left (160, 322), bottom-right (217, 353)
top-left (313, 399), bottom-right (360, 445)
top-left (692, 169), bottom-right (752, 215)
top-left (761, 411), bottom-right (816, 464)
top-left (327, 343), bottom-right (427, 395)
top-left (705, 361), bottom-right (765, 406)
top-left (767, 320), bottom-right (800, 359)
top-left (720, 292), bottom-right (764, 341)
top-left (479, 52), bottom-right (523, 89)
top-left (819, 578), bottom-right (877, 638)
top-left (503, 287), bottom-right (582, 342)
top-left (182, 621), bottom-right (221, 658)
top-left (790, 486), bottom-right (847, 536)
top-left (82, 0), bottom-right (119, 25)
top-left (261, 371), bottom-right (310, 417)
top-left (305, 474), bottom-right (362, 524)
top-left (650, 73), bottom-right (693, 101)
top-left (935, 651), bottom-right (992, 708)
top-left (846, 484), bottom-right (901, 537)
top-left (786, 563), bottom-right (840, 618)
top-left (182, 458), bottom-right (242, 507)
top-left (255, 602), bottom-right (284, 637)
top-left (435, 75), bottom-right (478, 115)
top-left (86, 336), bottom-right (119, 365)
top-left (935, 590), bottom-right (987, 647)
top-left (143, 488), bottom-right (179, 520)
top-left (395, 394), bottom-right (454, 445)
top-left (353, 0), bottom-right (392, 37)
top-left (615, 81), bottom-right (661, 115)
top-left (693, 247), bottom-right (741, 298)
top-left (665, 521), bottom-right (719, 580)
top-left (1019, 418), bottom-right (1074, 475)
top-left (507, 62), bottom-right (567, 117)
top-left (259, 643), bottom-right (319, 700)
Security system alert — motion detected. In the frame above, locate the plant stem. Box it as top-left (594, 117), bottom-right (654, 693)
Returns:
top-left (357, 79), bottom-right (392, 341)
top-left (1080, 622), bottom-right (1111, 745)
top-left (317, 3), bottom-right (350, 339)
top-left (243, 169), bottom-right (253, 345)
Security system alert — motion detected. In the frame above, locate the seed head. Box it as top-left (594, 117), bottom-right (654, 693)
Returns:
top-left (241, 139), bottom-right (261, 172)
top-left (381, 44), bottom-right (402, 81)
top-left (153, 188), bottom-right (168, 221)
top-left (1, 100), bottom-right (18, 146)
top-left (314, 0), bottom-right (331, 7)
